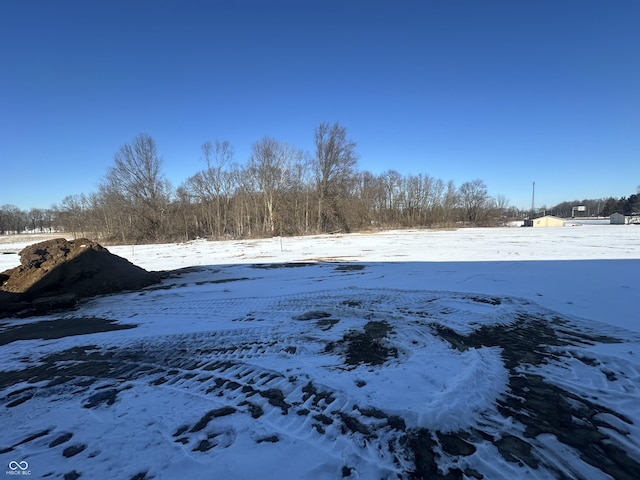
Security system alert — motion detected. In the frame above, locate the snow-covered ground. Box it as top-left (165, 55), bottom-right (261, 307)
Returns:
top-left (1, 226), bottom-right (639, 479)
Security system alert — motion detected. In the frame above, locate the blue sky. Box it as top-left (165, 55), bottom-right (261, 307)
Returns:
top-left (1, 0), bottom-right (638, 211)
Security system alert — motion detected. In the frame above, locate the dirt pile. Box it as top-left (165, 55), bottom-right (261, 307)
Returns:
top-left (0, 238), bottom-right (161, 316)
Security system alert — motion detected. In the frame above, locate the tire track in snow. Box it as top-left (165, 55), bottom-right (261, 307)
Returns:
top-left (2, 288), bottom-right (639, 479)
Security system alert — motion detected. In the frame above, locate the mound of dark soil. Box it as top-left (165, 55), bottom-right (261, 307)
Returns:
top-left (0, 238), bottom-right (161, 317)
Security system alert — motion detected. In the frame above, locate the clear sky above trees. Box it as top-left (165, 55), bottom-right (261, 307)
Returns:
top-left (1, 0), bottom-right (638, 210)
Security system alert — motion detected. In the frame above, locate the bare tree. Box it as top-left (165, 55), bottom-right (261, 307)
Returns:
top-left (248, 137), bottom-right (300, 234)
top-left (419, 174), bottom-right (439, 225)
top-left (381, 170), bottom-right (403, 224)
top-left (281, 156), bottom-right (313, 234)
top-left (442, 180), bottom-right (458, 226)
top-left (493, 194), bottom-right (510, 215)
top-left (100, 134), bottom-right (172, 242)
top-left (404, 174), bottom-right (431, 225)
top-left (28, 208), bottom-right (44, 232)
top-left (184, 140), bottom-right (236, 238)
top-left (458, 179), bottom-right (489, 225)
top-left (0, 204), bottom-right (27, 235)
top-left (313, 122), bottom-right (358, 232)
top-left (57, 194), bottom-right (90, 238)
top-left (202, 140), bottom-right (235, 237)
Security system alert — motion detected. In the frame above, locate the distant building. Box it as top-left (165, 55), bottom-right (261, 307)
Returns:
top-left (532, 215), bottom-right (565, 227)
top-left (610, 213), bottom-right (626, 225)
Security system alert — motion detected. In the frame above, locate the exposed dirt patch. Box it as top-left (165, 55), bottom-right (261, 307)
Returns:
top-left (129, 472), bottom-right (149, 480)
top-left (432, 314), bottom-right (620, 370)
top-left (62, 444), bottom-right (86, 458)
top-left (0, 429), bottom-right (50, 454)
top-left (335, 411), bottom-right (373, 437)
top-left (404, 430), bottom-right (445, 479)
top-left (195, 277), bottom-right (251, 285)
top-left (468, 295), bottom-right (501, 305)
top-left (0, 345), bottom-right (111, 392)
top-left (326, 320), bottom-right (397, 366)
top-left (83, 385), bottom-right (133, 409)
top-left (240, 401), bottom-right (264, 418)
top-left (49, 432), bottom-right (73, 448)
top-left (260, 388), bottom-right (290, 414)
top-left (251, 262), bottom-right (316, 269)
top-left (190, 407), bottom-right (236, 432)
top-left (0, 317), bottom-right (137, 346)
top-left (293, 310), bottom-right (332, 321)
top-left (316, 319), bottom-right (339, 331)
top-left (301, 381), bottom-right (336, 407)
top-left (334, 264), bottom-right (365, 272)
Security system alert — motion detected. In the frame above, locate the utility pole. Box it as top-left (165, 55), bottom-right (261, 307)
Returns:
top-left (531, 181), bottom-right (535, 217)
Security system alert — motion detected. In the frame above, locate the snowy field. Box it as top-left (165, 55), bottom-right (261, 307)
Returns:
top-left (1, 226), bottom-right (639, 479)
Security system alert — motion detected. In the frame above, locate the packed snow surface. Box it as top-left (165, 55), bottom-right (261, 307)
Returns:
top-left (1, 226), bottom-right (639, 479)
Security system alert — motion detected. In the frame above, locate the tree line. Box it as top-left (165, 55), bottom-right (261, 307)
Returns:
top-left (3, 123), bottom-right (523, 242)
top-left (548, 193), bottom-right (640, 218)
